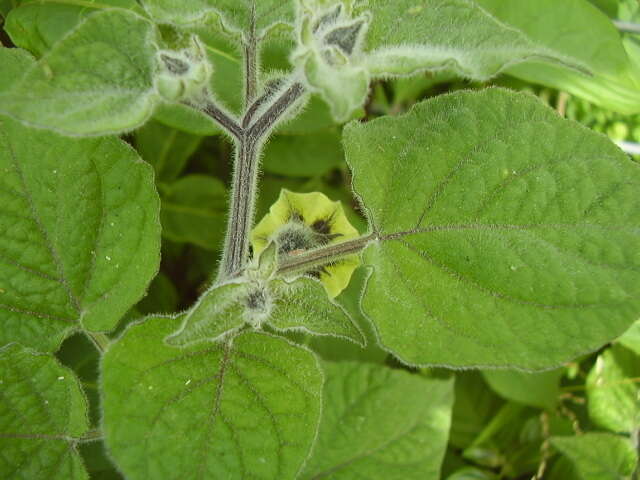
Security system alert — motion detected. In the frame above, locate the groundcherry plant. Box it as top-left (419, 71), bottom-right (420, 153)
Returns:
top-left (0, 0), bottom-right (639, 479)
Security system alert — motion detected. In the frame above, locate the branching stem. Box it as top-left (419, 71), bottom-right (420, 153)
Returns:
top-left (208, 78), bottom-right (306, 278)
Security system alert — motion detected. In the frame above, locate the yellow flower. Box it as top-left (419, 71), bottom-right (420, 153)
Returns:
top-left (251, 190), bottom-right (360, 298)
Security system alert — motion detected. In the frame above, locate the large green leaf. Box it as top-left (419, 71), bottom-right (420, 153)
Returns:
top-left (476, 0), bottom-right (640, 114)
top-left (482, 368), bottom-right (563, 409)
top-left (0, 344), bottom-right (89, 479)
top-left (102, 315), bottom-right (323, 480)
top-left (5, 0), bottom-right (142, 57)
top-left (0, 48), bottom-right (34, 92)
top-left (362, 0), bottom-right (585, 79)
top-left (300, 362), bottom-right (453, 479)
top-left (344, 88), bottom-right (640, 368)
top-left (550, 433), bottom-right (638, 480)
top-left (160, 175), bottom-right (228, 250)
top-left (0, 116), bottom-right (160, 352)
top-left (586, 344), bottom-right (640, 433)
top-left (0, 9), bottom-right (159, 135)
top-left (141, 0), bottom-right (295, 37)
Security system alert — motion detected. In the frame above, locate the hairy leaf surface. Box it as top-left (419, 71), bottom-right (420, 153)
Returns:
top-left (165, 283), bottom-right (246, 346)
top-left (270, 277), bottom-right (364, 345)
top-left (0, 344), bottom-right (89, 479)
top-left (0, 117), bottom-right (160, 351)
top-left (362, 0), bottom-right (585, 79)
top-left (141, 0), bottom-right (294, 37)
top-left (4, 0), bottom-right (142, 57)
top-left (0, 9), bottom-right (158, 135)
top-left (102, 315), bottom-right (322, 480)
top-left (344, 88), bottom-right (640, 368)
top-left (301, 362), bottom-right (453, 479)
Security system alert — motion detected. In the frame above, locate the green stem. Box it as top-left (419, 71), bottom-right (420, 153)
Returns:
top-left (87, 332), bottom-right (110, 353)
top-left (219, 81), bottom-right (307, 279)
top-left (277, 233), bottom-right (376, 276)
top-left (78, 428), bottom-right (103, 443)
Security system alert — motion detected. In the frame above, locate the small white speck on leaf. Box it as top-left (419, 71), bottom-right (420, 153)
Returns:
top-left (148, 385), bottom-right (153, 390)
top-left (185, 379), bottom-right (191, 386)
top-left (106, 256), bottom-right (111, 261)
top-left (57, 376), bottom-right (65, 380)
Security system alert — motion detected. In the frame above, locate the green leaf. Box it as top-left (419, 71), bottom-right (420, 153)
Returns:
top-left (550, 433), bottom-right (638, 480)
top-left (0, 116), bottom-right (160, 352)
top-left (270, 276), bottom-right (364, 345)
top-left (5, 0), bottom-right (143, 57)
top-left (344, 88), bottom-right (640, 368)
top-left (102, 315), bottom-right (323, 480)
top-left (475, 0), bottom-right (640, 114)
top-left (482, 368), bottom-right (564, 409)
top-left (0, 47), bottom-right (34, 93)
top-left (362, 0), bottom-right (586, 79)
top-left (300, 362), bottom-right (454, 479)
top-left (135, 120), bottom-right (203, 182)
top-left (165, 282), bottom-right (246, 346)
top-left (0, 9), bottom-right (159, 135)
top-left (586, 344), bottom-right (640, 433)
top-left (169, 274), bottom-right (363, 347)
top-left (140, 0), bottom-right (295, 37)
top-left (160, 174), bottom-right (227, 250)
top-left (618, 319), bottom-right (640, 355)
top-left (0, 344), bottom-right (89, 479)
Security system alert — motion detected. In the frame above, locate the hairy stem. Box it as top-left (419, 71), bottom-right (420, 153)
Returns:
top-left (219, 81), bottom-right (307, 278)
top-left (221, 138), bottom-right (258, 277)
top-left (247, 82), bottom-right (305, 140)
top-left (78, 429), bottom-right (103, 444)
top-left (200, 99), bottom-right (242, 139)
top-left (87, 332), bottom-right (110, 353)
top-left (277, 233), bottom-right (376, 276)
top-left (244, 2), bottom-right (258, 106)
